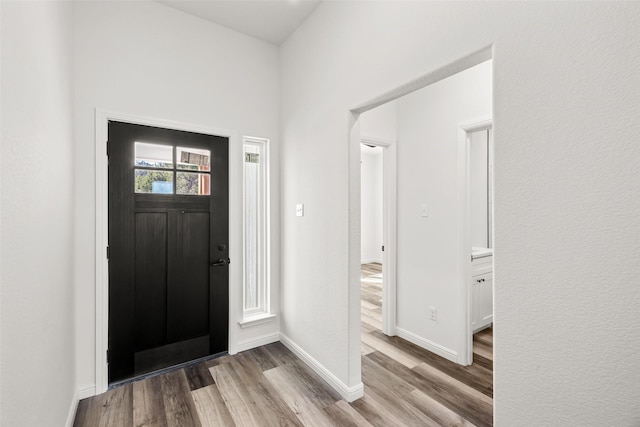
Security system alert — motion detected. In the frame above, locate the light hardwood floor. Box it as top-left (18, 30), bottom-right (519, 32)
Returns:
top-left (358, 262), bottom-right (493, 426)
top-left (74, 263), bottom-right (493, 426)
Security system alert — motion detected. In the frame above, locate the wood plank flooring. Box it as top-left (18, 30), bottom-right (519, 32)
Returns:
top-left (358, 263), bottom-right (493, 426)
top-left (74, 263), bottom-right (493, 426)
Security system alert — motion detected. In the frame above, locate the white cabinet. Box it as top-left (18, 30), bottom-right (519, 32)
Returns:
top-left (471, 254), bottom-right (493, 332)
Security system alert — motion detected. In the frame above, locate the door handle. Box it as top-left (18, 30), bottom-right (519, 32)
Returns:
top-left (210, 258), bottom-right (230, 267)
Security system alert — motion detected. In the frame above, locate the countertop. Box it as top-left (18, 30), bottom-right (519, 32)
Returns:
top-left (472, 247), bottom-right (493, 259)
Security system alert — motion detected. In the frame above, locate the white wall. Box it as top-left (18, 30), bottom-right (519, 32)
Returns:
top-left (360, 100), bottom-right (397, 142)
top-left (395, 60), bottom-right (492, 356)
top-left (74, 0), bottom-right (281, 393)
top-left (1, 4), bottom-right (3, 423)
top-left (470, 129), bottom-right (489, 248)
top-left (360, 146), bottom-right (383, 264)
top-left (1, 1), bottom-right (76, 425)
top-left (280, 1), bottom-right (640, 424)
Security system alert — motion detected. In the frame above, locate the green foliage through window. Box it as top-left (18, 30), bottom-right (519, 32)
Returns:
top-left (176, 172), bottom-right (199, 195)
top-left (135, 169), bottom-right (173, 194)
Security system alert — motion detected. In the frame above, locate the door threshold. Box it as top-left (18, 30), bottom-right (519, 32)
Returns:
top-left (108, 350), bottom-right (228, 390)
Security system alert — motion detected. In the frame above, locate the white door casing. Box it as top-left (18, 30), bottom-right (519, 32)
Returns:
top-left (94, 109), bottom-right (240, 394)
top-left (458, 117), bottom-right (493, 365)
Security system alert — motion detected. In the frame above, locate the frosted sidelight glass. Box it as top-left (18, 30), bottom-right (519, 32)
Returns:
top-left (242, 138), bottom-right (268, 317)
top-left (244, 145), bottom-right (260, 310)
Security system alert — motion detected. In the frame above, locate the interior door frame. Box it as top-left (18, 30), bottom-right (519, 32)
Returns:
top-left (458, 117), bottom-right (493, 366)
top-left (94, 109), bottom-right (240, 395)
top-left (347, 47), bottom-right (493, 390)
top-left (360, 136), bottom-right (397, 336)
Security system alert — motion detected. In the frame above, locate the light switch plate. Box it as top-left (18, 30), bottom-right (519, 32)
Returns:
top-left (421, 203), bottom-right (428, 217)
top-left (296, 204), bottom-right (304, 217)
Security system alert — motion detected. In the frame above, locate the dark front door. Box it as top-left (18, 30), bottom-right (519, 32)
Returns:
top-left (108, 121), bottom-right (229, 384)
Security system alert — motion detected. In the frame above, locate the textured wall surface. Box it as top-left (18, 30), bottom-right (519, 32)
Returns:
top-left (1, 1), bottom-right (76, 425)
top-left (74, 0), bottom-right (281, 392)
top-left (280, 2), bottom-right (640, 425)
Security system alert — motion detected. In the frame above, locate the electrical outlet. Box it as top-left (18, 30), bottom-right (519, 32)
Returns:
top-left (429, 306), bottom-right (437, 321)
top-left (296, 203), bottom-right (304, 217)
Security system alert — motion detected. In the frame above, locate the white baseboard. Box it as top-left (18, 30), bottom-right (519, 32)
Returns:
top-left (279, 333), bottom-right (364, 402)
top-left (233, 332), bottom-right (280, 354)
top-left (396, 327), bottom-right (458, 363)
top-left (65, 388), bottom-right (80, 427)
top-left (79, 385), bottom-right (96, 400)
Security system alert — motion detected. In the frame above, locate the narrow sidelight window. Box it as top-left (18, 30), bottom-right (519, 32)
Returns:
top-left (243, 137), bottom-right (269, 317)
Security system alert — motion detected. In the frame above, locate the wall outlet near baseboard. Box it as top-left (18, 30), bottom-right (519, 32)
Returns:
top-left (429, 306), bottom-right (437, 321)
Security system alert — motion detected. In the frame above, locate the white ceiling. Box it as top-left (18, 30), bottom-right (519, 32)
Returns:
top-left (157, 0), bottom-right (323, 45)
